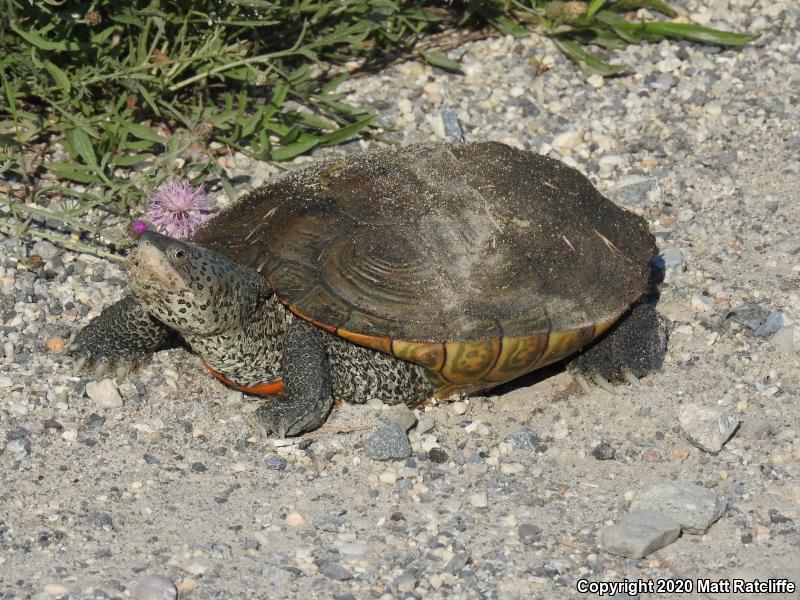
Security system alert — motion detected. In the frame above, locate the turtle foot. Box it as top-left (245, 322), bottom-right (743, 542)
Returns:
top-left (255, 398), bottom-right (330, 438)
top-left (68, 295), bottom-right (172, 380)
top-left (567, 302), bottom-right (669, 393)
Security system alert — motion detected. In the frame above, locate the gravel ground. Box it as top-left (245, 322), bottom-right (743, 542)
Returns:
top-left (2, 0), bottom-right (800, 598)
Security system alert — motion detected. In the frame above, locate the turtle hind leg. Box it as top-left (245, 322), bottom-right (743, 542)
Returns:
top-left (254, 321), bottom-right (334, 437)
top-left (69, 295), bottom-right (175, 378)
top-left (567, 302), bottom-right (669, 393)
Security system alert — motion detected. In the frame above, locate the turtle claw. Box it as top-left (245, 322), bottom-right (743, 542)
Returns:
top-left (94, 361), bottom-right (108, 379)
top-left (573, 373), bottom-right (592, 395)
top-left (622, 368), bottom-right (642, 387)
top-left (73, 356), bottom-right (87, 375)
top-left (592, 373), bottom-right (617, 395)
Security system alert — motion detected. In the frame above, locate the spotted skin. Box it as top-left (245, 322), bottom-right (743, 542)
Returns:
top-left (325, 334), bottom-right (433, 406)
top-left (69, 295), bottom-right (172, 372)
top-left (255, 321), bottom-right (333, 437)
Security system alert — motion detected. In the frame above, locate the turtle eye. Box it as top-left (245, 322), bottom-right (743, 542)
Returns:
top-left (170, 247), bottom-right (188, 264)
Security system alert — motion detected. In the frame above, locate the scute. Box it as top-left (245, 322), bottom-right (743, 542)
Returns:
top-left (191, 142), bottom-right (656, 387)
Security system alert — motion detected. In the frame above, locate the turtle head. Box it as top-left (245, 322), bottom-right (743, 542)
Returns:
top-left (126, 230), bottom-right (246, 336)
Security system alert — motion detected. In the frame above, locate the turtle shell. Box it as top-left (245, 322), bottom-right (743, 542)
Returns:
top-left (192, 142), bottom-right (656, 396)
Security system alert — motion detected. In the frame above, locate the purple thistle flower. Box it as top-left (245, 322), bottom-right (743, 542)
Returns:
top-left (146, 179), bottom-right (214, 238)
top-left (131, 219), bottom-right (150, 235)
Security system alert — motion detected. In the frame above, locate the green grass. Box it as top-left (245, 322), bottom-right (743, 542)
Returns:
top-left (0, 0), bottom-right (756, 259)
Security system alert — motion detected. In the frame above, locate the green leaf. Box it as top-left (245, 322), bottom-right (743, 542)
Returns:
top-left (319, 116), bottom-right (375, 146)
top-left (45, 162), bottom-right (98, 183)
top-left (554, 39), bottom-right (627, 76)
top-left (418, 50), bottom-right (462, 73)
top-left (9, 22), bottom-right (67, 51)
top-left (126, 123), bottom-right (165, 145)
top-left (0, 134), bottom-right (23, 147)
top-left (263, 83), bottom-right (288, 120)
top-left (111, 153), bottom-right (154, 167)
top-left (44, 61), bottom-right (71, 93)
top-left (491, 14), bottom-right (529, 37)
top-left (611, 0), bottom-right (677, 18)
top-left (110, 13), bottom-right (144, 27)
top-left (67, 128), bottom-right (97, 168)
top-left (586, 0), bottom-right (609, 19)
top-left (270, 137), bottom-right (319, 161)
top-left (637, 22), bottom-right (759, 45)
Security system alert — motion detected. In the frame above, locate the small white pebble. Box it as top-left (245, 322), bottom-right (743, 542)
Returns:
top-left (587, 74), bottom-right (604, 88)
top-left (285, 511), bottom-right (306, 527)
top-left (378, 471), bottom-right (397, 485)
top-left (500, 462), bottom-right (524, 475)
top-left (452, 401), bottom-right (468, 415)
top-left (468, 492), bottom-right (488, 508)
top-left (44, 584), bottom-right (69, 596)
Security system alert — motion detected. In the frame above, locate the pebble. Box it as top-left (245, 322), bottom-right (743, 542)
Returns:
top-left (500, 462), bottom-right (524, 475)
top-left (468, 492), bottom-right (489, 508)
top-left (262, 566), bottom-right (292, 586)
top-left (265, 456), bottom-right (286, 470)
top-left (31, 240), bottom-right (58, 260)
top-left (85, 379), bottom-right (123, 409)
top-left (591, 441), bottom-right (616, 460)
top-left (464, 420), bottom-right (490, 436)
top-left (338, 541), bottom-right (369, 556)
top-left (771, 325), bottom-right (796, 353)
top-left (45, 336), bottom-right (64, 353)
top-left (630, 482), bottom-right (726, 534)
top-left (43, 583), bottom-right (69, 596)
top-left (691, 294), bottom-right (714, 312)
top-left (452, 401), bottom-right (468, 415)
top-left (613, 176), bottom-right (659, 207)
top-left (440, 107), bottom-right (464, 142)
top-left (428, 447), bottom-right (449, 463)
top-left (678, 403), bottom-right (739, 453)
top-left (285, 511), bottom-right (306, 527)
top-left (415, 414), bottom-right (435, 434)
top-left (133, 575), bottom-right (177, 600)
top-left (587, 74), bottom-right (604, 88)
top-left (600, 510), bottom-right (681, 559)
top-left (378, 470), bottom-right (397, 485)
top-left (518, 523), bottom-right (541, 545)
top-left (505, 428), bottom-right (544, 451)
top-left (386, 406), bottom-right (417, 431)
top-left (654, 246), bottom-right (686, 274)
top-left (755, 310), bottom-right (785, 337)
top-left (363, 423), bottom-right (412, 461)
top-left (394, 572), bottom-right (417, 593)
top-left (319, 561), bottom-right (353, 581)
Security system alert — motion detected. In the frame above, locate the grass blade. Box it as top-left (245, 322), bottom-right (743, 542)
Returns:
top-left (554, 39), bottom-right (627, 76)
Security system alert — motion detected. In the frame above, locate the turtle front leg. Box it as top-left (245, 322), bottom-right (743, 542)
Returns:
top-left (69, 295), bottom-right (174, 379)
top-left (567, 302), bottom-right (669, 393)
top-left (254, 321), bottom-right (334, 437)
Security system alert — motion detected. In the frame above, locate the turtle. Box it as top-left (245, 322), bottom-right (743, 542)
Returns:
top-left (69, 142), bottom-right (668, 436)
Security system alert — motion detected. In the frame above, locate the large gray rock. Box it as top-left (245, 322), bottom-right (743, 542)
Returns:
top-left (678, 402), bottom-right (739, 453)
top-left (600, 510), bottom-right (681, 559)
top-left (363, 423), bottom-right (412, 461)
top-left (630, 482), bottom-right (726, 534)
